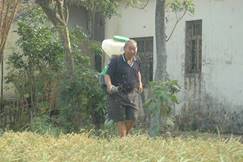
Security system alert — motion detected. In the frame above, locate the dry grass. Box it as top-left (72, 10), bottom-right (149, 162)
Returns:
top-left (0, 132), bottom-right (242, 162)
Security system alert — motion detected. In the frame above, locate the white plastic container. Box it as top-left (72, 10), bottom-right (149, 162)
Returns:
top-left (102, 39), bottom-right (125, 57)
top-left (101, 36), bottom-right (129, 57)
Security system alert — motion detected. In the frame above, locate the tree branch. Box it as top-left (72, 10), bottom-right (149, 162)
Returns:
top-left (0, 0), bottom-right (5, 31)
top-left (55, 0), bottom-right (64, 20)
top-left (35, 0), bottom-right (65, 26)
top-left (166, 8), bottom-right (187, 42)
top-left (64, 1), bottom-right (69, 23)
top-left (129, 0), bottom-right (150, 9)
top-left (0, 0), bottom-right (20, 62)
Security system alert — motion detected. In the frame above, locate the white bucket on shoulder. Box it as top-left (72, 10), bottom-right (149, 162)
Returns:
top-left (101, 35), bottom-right (129, 57)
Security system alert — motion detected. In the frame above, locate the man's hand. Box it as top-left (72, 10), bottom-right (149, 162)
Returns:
top-left (107, 85), bottom-right (119, 94)
top-left (105, 74), bottom-right (119, 94)
top-left (106, 84), bottom-right (112, 94)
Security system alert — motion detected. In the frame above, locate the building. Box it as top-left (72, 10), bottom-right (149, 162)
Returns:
top-left (2, 0), bottom-right (243, 133)
top-left (104, 0), bottom-right (243, 133)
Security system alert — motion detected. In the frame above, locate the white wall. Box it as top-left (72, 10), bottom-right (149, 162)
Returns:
top-left (105, 0), bottom-right (243, 110)
top-left (166, 0), bottom-right (243, 108)
top-left (105, 1), bottom-right (155, 38)
top-left (201, 0), bottom-right (243, 106)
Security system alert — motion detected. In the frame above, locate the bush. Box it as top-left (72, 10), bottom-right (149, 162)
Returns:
top-left (144, 80), bottom-right (180, 136)
top-left (29, 115), bottom-right (61, 136)
top-left (57, 66), bottom-right (107, 132)
top-left (5, 7), bottom-right (107, 132)
top-left (6, 7), bottom-right (64, 124)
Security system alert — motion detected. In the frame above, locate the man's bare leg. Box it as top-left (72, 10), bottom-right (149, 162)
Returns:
top-left (117, 121), bottom-right (127, 137)
top-left (125, 120), bottom-right (134, 135)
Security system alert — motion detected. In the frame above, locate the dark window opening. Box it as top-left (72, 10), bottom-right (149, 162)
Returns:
top-left (185, 20), bottom-right (202, 75)
top-left (133, 37), bottom-right (153, 86)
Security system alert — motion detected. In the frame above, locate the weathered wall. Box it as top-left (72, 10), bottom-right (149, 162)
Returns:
top-left (105, 0), bottom-right (243, 133)
top-left (167, 0), bottom-right (243, 133)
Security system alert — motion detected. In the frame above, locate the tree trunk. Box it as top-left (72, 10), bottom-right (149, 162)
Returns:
top-left (88, 11), bottom-right (96, 40)
top-left (0, 0), bottom-right (20, 113)
top-left (36, 0), bottom-right (74, 79)
top-left (154, 0), bottom-right (167, 81)
top-left (149, 0), bottom-right (167, 137)
top-left (0, 51), bottom-right (3, 112)
top-left (58, 25), bottom-right (74, 79)
top-left (87, 11), bottom-right (105, 129)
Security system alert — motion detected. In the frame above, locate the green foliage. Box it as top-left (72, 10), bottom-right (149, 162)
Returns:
top-left (69, 26), bottom-right (88, 49)
top-left (95, 119), bottom-right (118, 139)
top-left (144, 80), bottom-right (180, 117)
top-left (167, 0), bottom-right (195, 14)
top-left (183, 0), bottom-right (195, 13)
top-left (79, 119), bottom-right (118, 140)
top-left (69, 26), bottom-right (102, 59)
top-left (5, 7), bottom-right (107, 132)
top-left (123, 0), bottom-right (150, 9)
top-left (58, 66), bottom-right (107, 132)
top-left (68, 0), bottom-right (150, 18)
top-left (68, 0), bottom-right (120, 18)
top-left (144, 80), bottom-right (180, 136)
top-left (29, 115), bottom-right (62, 136)
top-left (6, 7), bottom-right (63, 108)
top-left (57, 26), bottom-right (107, 132)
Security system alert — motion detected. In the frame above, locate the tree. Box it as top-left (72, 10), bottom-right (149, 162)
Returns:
top-left (34, 0), bottom-right (148, 130)
top-left (6, 7), bottom-right (65, 122)
top-left (68, 0), bottom-right (149, 40)
top-left (148, 0), bottom-right (194, 137)
top-left (0, 0), bottom-right (20, 111)
top-left (35, 0), bottom-right (134, 77)
top-left (68, 0), bottom-right (117, 40)
top-left (35, 0), bottom-right (74, 79)
top-left (154, 0), bottom-right (166, 81)
top-left (35, 0), bottom-right (148, 76)
top-left (155, 0), bottom-right (194, 80)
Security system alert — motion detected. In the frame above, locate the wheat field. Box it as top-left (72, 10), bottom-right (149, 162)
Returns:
top-left (0, 132), bottom-right (242, 162)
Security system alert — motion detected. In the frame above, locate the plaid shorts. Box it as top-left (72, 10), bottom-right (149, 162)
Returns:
top-left (108, 90), bottom-right (140, 122)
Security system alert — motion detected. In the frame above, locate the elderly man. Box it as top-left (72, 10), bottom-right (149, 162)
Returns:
top-left (104, 39), bottom-right (143, 137)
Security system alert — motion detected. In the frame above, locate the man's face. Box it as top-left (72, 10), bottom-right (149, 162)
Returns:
top-left (124, 42), bottom-right (137, 59)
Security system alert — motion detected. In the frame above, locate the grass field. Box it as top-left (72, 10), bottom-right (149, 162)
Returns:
top-left (0, 132), bottom-right (242, 162)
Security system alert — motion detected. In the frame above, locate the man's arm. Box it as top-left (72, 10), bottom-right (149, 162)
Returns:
top-left (138, 71), bottom-right (143, 93)
top-left (104, 74), bottom-right (119, 94)
top-left (105, 56), bottom-right (120, 94)
top-left (104, 74), bottom-right (113, 93)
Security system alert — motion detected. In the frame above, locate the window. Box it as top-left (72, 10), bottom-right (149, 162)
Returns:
top-left (133, 37), bottom-right (153, 86)
top-left (185, 20), bottom-right (202, 75)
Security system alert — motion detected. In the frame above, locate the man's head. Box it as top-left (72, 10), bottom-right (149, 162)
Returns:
top-left (124, 39), bottom-right (137, 60)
